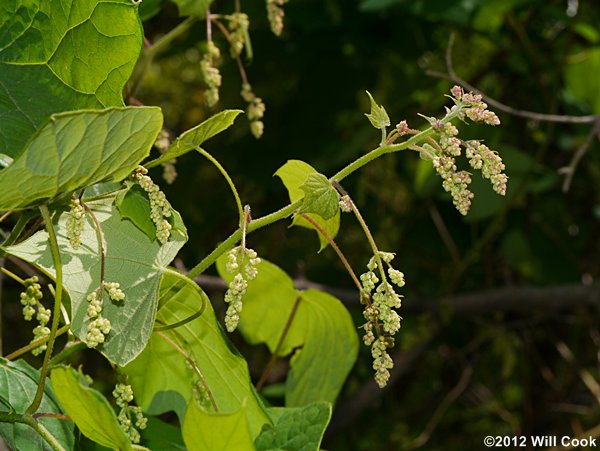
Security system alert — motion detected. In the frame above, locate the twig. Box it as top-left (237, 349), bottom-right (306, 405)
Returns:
top-left (545, 422), bottom-right (600, 451)
top-left (426, 200), bottom-right (460, 263)
top-left (559, 119), bottom-right (600, 192)
top-left (408, 365), bottom-right (473, 449)
top-left (427, 34), bottom-right (599, 124)
top-left (555, 340), bottom-right (600, 406)
top-left (298, 213), bottom-right (362, 292)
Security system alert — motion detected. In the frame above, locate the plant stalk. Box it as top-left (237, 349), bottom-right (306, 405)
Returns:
top-left (27, 206), bottom-right (63, 414)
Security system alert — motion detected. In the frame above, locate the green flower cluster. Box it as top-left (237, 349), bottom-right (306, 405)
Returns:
top-left (66, 199), bottom-right (85, 249)
top-left (133, 166), bottom-right (173, 244)
top-left (20, 276), bottom-right (52, 355)
top-left (266, 0), bottom-right (288, 36)
top-left (360, 251), bottom-right (405, 388)
top-left (224, 246), bottom-right (261, 332)
top-left (86, 282), bottom-right (125, 348)
top-left (200, 41), bottom-right (222, 107)
top-left (241, 83), bottom-right (266, 138)
top-left (421, 86), bottom-right (506, 216)
top-left (113, 383), bottom-right (147, 444)
top-left (155, 129), bottom-right (177, 185)
top-left (228, 12), bottom-right (250, 57)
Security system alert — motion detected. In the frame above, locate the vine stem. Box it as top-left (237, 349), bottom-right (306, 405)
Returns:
top-left (298, 213), bottom-right (362, 291)
top-left (24, 414), bottom-right (66, 451)
top-left (187, 119), bottom-right (447, 278)
top-left (196, 147), bottom-right (244, 228)
top-left (27, 206), bottom-right (63, 414)
top-left (5, 324), bottom-right (70, 361)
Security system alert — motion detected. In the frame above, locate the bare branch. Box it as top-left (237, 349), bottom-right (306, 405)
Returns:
top-left (559, 119), bottom-right (600, 192)
top-left (427, 34), bottom-right (600, 124)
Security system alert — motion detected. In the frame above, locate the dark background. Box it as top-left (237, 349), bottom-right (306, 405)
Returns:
top-left (5, 0), bottom-right (600, 449)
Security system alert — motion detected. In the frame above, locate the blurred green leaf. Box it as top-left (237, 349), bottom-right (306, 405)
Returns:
top-left (565, 48), bottom-right (600, 113)
top-left (171, 0), bottom-right (212, 17)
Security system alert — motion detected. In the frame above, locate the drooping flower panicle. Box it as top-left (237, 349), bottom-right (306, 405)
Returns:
top-left (85, 282), bottom-right (126, 348)
top-left (132, 166), bottom-right (173, 244)
top-left (223, 246), bottom-right (261, 332)
top-left (200, 41), bottom-right (222, 107)
top-left (19, 276), bottom-right (51, 356)
top-left (360, 251), bottom-right (405, 388)
top-left (113, 383), bottom-right (147, 444)
top-left (417, 86), bottom-right (507, 215)
top-left (66, 199), bottom-right (85, 249)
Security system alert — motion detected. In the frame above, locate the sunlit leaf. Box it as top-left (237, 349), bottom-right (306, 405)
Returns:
top-left (149, 109), bottom-right (243, 168)
top-left (0, 107), bottom-right (163, 212)
top-left (182, 401), bottom-right (254, 451)
top-left (217, 258), bottom-right (359, 407)
top-left (298, 173), bottom-right (339, 220)
top-left (0, 0), bottom-right (144, 156)
top-left (275, 160), bottom-right (340, 251)
top-left (50, 366), bottom-right (131, 450)
top-left (122, 271), bottom-right (271, 437)
top-left (6, 196), bottom-right (187, 365)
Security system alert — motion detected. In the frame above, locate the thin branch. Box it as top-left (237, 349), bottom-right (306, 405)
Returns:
top-left (555, 340), bottom-right (600, 406)
top-left (408, 366), bottom-right (473, 449)
top-left (426, 200), bottom-right (461, 263)
top-left (256, 296), bottom-right (302, 391)
top-left (427, 34), bottom-right (599, 124)
top-left (298, 213), bottom-right (362, 292)
top-left (559, 119), bottom-right (600, 192)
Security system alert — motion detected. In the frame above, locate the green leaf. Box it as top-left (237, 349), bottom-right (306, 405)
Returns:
top-left (0, 107), bottom-right (163, 212)
top-left (140, 416), bottom-right (186, 451)
top-left (6, 196), bottom-right (187, 365)
top-left (0, 0), bottom-right (144, 157)
top-left (122, 271), bottom-right (271, 437)
top-left (50, 366), bottom-right (131, 450)
top-left (148, 110), bottom-right (243, 168)
top-left (364, 91), bottom-right (390, 130)
top-left (216, 258), bottom-right (359, 407)
top-left (565, 47), bottom-right (600, 113)
top-left (0, 358), bottom-right (74, 450)
top-left (275, 160), bottom-right (340, 251)
top-left (116, 184), bottom-right (156, 240)
top-left (298, 173), bottom-right (339, 220)
top-left (171, 0), bottom-right (213, 17)
top-left (255, 402), bottom-right (332, 451)
top-left (182, 401), bottom-right (254, 451)
top-left (139, 0), bottom-right (166, 21)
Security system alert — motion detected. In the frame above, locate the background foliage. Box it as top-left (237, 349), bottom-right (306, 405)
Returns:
top-left (2, 0), bottom-right (600, 449)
